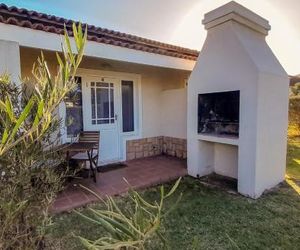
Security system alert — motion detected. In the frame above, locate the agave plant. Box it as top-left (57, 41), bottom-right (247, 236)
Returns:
top-left (76, 178), bottom-right (182, 250)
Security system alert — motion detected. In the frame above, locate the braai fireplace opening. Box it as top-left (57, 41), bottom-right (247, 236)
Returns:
top-left (198, 90), bottom-right (240, 137)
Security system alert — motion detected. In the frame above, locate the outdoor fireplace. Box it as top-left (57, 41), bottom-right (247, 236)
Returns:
top-left (187, 1), bottom-right (289, 198)
top-left (198, 91), bottom-right (239, 136)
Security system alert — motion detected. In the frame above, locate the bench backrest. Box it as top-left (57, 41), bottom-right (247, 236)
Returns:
top-left (79, 131), bottom-right (100, 150)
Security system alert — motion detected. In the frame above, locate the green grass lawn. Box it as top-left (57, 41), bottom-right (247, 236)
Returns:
top-left (287, 138), bottom-right (300, 181)
top-left (46, 139), bottom-right (300, 250)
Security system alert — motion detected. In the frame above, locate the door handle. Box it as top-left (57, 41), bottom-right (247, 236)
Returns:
top-left (115, 114), bottom-right (118, 121)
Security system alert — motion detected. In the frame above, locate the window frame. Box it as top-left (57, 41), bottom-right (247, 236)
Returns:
top-left (121, 80), bottom-right (135, 133)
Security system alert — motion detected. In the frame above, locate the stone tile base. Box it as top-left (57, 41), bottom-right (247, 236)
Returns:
top-left (126, 137), bottom-right (163, 160)
top-left (162, 136), bottom-right (187, 159)
top-left (126, 136), bottom-right (187, 160)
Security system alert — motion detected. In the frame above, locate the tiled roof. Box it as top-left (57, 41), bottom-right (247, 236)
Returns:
top-left (0, 4), bottom-right (199, 61)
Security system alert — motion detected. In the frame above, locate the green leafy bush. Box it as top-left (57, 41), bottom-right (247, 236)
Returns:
top-left (289, 96), bottom-right (300, 138)
top-left (0, 23), bottom-right (86, 249)
top-left (290, 82), bottom-right (300, 96)
top-left (76, 178), bottom-right (182, 250)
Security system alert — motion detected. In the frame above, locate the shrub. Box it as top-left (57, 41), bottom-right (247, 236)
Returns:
top-left (290, 82), bottom-right (300, 96)
top-left (288, 96), bottom-right (300, 138)
top-left (0, 23), bottom-right (86, 249)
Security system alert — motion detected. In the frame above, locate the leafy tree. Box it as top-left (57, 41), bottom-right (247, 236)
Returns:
top-left (0, 23), bottom-right (87, 249)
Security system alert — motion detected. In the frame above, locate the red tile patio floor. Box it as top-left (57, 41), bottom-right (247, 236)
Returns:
top-left (51, 155), bottom-right (187, 213)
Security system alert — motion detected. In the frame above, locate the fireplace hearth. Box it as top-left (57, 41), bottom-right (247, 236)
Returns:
top-left (198, 91), bottom-right (240, 136)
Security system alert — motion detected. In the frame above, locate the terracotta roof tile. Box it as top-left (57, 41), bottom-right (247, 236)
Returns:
top-left (0, 3), bottom-right (199, 61)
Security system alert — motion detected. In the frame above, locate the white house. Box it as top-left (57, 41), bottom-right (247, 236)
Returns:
top-left (0, 1), bottom-right (289, 198)
top-left (0, 2), bottom-right (195, 165)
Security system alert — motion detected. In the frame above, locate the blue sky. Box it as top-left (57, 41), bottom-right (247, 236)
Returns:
top-left (1, 0), bottom-right (299, 74)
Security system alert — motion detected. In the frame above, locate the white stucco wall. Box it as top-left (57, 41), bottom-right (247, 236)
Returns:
top-left (255, 73), bottom-right (289, 194)
top-left (141, 76), bottom-right (162, 138)
top-left (187, 20), bottom-right (259, 186)
top-left (20, 47), bottom-right (190, 140)
top-left (161, 88), bottom-right (187, 139)
top-left (214, 144), bottom-right (238, 179)
top-left (0, 39), bottom-right (21, 83)
top-left (140, 69), bottom-right (189, 138)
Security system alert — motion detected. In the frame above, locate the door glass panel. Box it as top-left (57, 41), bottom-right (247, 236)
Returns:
top-left (121, 80), bottom-right (134, 132)
top-left (96, 88), bottom-right (109, 118)
top-left (91, 87), bottom-right (96, 119)
top-left (97, 119), bottom-right (110, 124)
top-left (110, 88), bottom-right (114, 118)
top-left (90, 80), bottom-right (115, 125)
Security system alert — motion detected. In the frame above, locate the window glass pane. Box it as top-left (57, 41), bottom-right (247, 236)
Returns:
top-left (96, 82), bottom-right (109, 87)
top-left (97, 119), bottom-right (109, 124)
top-left (96, 88), bottom-right (109, 118)
top-left (91, 87), bottom-right (96, 119)
top-left (121, 81), bottom-right (134, 132)
top-left (66, 76), bottom-right (83, 136)
top-left (110, 88), bottom-right (114, 118)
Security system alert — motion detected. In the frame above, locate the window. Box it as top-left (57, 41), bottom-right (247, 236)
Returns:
top-left (65, 76), bottom-right (83, 136)
top-left (90, 81), bottom-right (115, 124)
top-left (121, 81), bottom-right (134, 132)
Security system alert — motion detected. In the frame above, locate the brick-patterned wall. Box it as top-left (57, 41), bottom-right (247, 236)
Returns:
top-left (126, 136), bottom-right (187, 160)
top-left (126, 137), bottom-right (163, 160)
top-left (162, 136), bottom-right (187, 159)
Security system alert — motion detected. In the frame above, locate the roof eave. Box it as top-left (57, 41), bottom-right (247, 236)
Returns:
top-left (0, 22), bottom-right (196, 71)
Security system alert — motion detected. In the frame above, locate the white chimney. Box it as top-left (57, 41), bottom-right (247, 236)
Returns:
top-left (187, 1), bottom-right (289, 198)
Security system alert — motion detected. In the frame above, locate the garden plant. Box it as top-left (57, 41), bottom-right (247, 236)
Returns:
top-left (0, 23), bottom-right (87, 249)
top-left (76, 178), bottom-right (182, 250)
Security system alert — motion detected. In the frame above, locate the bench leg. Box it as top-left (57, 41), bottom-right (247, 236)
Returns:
top-left (87, 151), bottom-right (97, 183)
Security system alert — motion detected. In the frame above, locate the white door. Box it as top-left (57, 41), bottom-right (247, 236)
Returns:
top-left (82, 76), bottom-right (121, 165)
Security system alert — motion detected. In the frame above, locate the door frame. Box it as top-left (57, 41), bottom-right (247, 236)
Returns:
top-left (82, 76), bottom-right (121, 164)
top-left (73, 68), bottom-right (142, 163)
